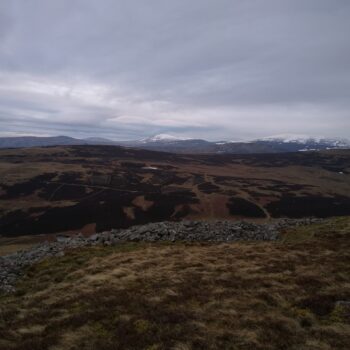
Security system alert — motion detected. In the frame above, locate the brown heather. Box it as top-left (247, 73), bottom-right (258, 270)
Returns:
top-left (0, 217), bottom-right (349, 350)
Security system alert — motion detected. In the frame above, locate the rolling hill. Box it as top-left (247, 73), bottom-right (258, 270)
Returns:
top-left (1, 134), bottom-right (349, 154)
top-left (0, 145), bottom-right (349, 236)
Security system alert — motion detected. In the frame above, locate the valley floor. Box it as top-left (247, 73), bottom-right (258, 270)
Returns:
top-left (0, 217), bottom-right (349, 349)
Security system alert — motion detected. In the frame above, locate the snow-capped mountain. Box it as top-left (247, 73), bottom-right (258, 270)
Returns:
top-left (139, 134), bottom-right (191, 143)
top-left (0, 133), bottom-right (349, 154)
top-left (255, 134), bottom-right (350, 146)
top-left (249, 134), bottom-right (350, 152)
top-left (128, 133), bottom-right (349, 153)
top-left (257, 134), bottom-right (322, 143)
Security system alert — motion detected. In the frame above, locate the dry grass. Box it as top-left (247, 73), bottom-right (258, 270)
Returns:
top-left (0, 244), bottom-right (35, 256)
top-left (132, 196), bottom-right (154, 211)
top-left (0, 235), bottom-right (54, 256)
top-left (0, 218), bottom-right (350, 349)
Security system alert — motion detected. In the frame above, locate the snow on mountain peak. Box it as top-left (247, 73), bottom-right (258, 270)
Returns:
top-left (257, 134), bottom-right (323, 143)
top-left (255, 134), bottom-right (350, 147)
top-left (140, 134), bottom-right (190, 142)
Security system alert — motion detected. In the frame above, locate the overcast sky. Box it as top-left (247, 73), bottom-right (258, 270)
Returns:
top-left (0, 0), bottom-right (349, 141)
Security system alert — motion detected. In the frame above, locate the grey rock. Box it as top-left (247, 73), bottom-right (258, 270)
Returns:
top-left (336, 300), bottom-right (350, 308)
top-left (89, 234), bottom-right (99, 241)
top-left (0, 217), bottom-right (323, 294)
top-left (56, 235), bottom-right (70, 243)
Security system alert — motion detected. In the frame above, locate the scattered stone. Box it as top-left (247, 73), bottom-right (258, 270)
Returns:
top-left (0, 217), bottom-right (322, 293)
top-left (88, 234), bottom-right (99, 241)
top-left (56, 235), bottom-right (70, 243)
top-left (336, 301), bottom-right (350, 307)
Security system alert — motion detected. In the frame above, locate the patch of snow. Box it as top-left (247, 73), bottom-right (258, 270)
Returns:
top-left (299, 148), bottom-right (317, 152)
top-left (255, 134), bottom-right (350, 147)
top-left (140, 134), bottom-right (191, 142)
top-left (217, 140), bottom-right (248, 144)
top-left (257, 134), bottom-right (322, 144)
top-left (142, 166), bottom-right (158, 170)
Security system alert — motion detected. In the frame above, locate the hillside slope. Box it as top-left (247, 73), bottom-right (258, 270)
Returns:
top-left (0, 146), bottom-right (349, 235)
top-left (0, 217), bottom-right (349, 349)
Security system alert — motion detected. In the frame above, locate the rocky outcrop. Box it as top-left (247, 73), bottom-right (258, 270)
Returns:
top-left (0, 218), bottom-right (321, 293)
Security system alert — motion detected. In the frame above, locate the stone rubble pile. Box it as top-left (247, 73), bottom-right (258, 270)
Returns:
top-left (0, 218), bottom-right (321, 293)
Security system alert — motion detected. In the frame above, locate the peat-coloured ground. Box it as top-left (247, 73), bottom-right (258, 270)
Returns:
top-left (0, 146), bottom-right (349, 235)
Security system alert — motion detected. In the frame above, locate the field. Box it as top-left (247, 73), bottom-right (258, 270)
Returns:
top-left (0, 146), bottom-right (349, 236)
top-left (0, 217), bottom-right (349, 349)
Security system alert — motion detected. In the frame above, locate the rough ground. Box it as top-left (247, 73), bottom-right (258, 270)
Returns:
top-left (0, 218), bottom-right (320, 293)
top-left (1, 146), bottom-right (349, 235)
top-left (0, 217), bottom-right (349, 350)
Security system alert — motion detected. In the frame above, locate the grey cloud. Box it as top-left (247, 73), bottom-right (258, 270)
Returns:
top-left (0, 0), bottom-right (349, 140)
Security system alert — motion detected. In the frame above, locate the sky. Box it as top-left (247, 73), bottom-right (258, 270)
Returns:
top-left (0, 0), bottom-right (349, 141)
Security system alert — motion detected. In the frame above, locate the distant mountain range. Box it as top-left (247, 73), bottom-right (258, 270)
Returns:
top-left (0, 134), bottom-right (349, 154)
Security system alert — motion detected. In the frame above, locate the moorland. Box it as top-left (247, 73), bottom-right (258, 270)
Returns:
top-left (0, 217), bottom-right (349, 349)
top-left (0, 145), bottom-right (350, 350)
top-left (0, 145), bottom-right (349, 237)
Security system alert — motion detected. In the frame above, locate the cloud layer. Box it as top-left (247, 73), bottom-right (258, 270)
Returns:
top-left (0, 0), bottom-right (349, 140)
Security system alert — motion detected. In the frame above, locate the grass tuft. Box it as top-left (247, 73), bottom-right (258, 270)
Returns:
top-left (0, 217), bottom-right (350, 349)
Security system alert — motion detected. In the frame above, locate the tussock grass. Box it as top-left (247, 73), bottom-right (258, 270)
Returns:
top-left (281, 216), bottom-right (350, 243)
top-left (0, 218), bottom-right (350, 349)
